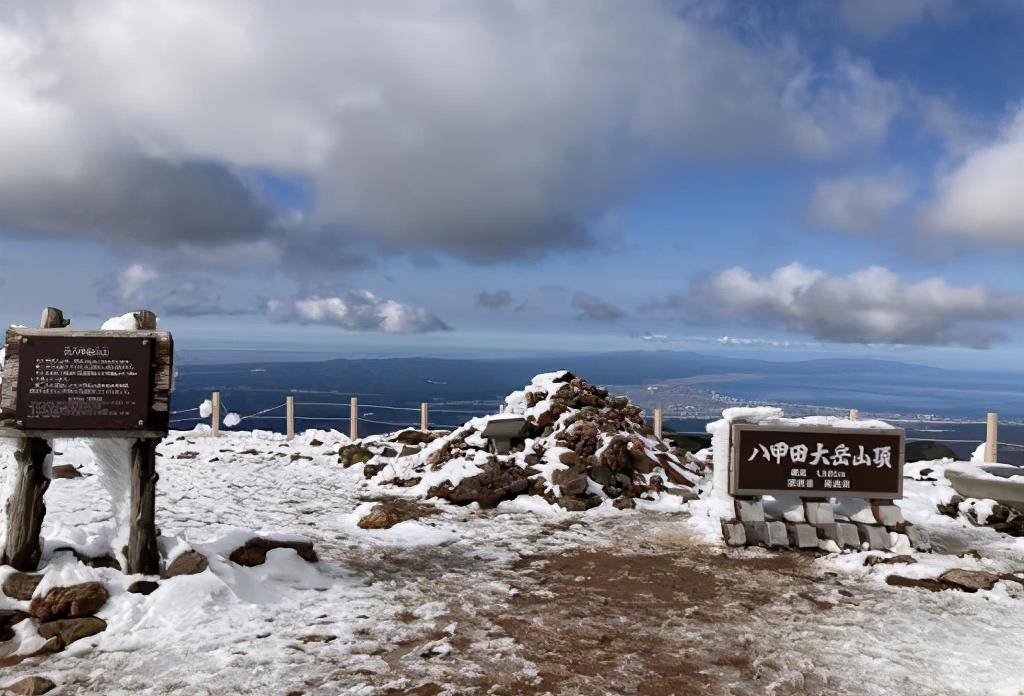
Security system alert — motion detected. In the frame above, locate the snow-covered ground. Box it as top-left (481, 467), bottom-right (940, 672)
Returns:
top-left (1, 427), bottom-right (1023, 695)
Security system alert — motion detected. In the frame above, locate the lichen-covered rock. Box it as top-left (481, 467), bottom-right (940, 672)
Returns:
top-left (429, 461), bottom-right (530, 508)
top-left (29, 583), bottom-right (109, 622)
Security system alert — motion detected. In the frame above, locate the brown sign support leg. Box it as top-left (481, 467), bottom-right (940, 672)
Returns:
top-left (126, 438), bottom-right (160, 575)
top-left (1, 437), bottom-right (51, 571)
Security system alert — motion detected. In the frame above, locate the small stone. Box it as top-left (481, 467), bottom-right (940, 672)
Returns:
top-left (127, 580), bottom-right (160, 595)
top-left (4, 676), bottom-right (56, 695)
top-left (735, 499), bottom-right (765, 523)
top-left (939, 568), bottom-right (1001, 592)
top-left (885, 575), bottom-right (945, 592)
top-left (3, 572), bottom-right (42, 600)
top-left (37, 616), bottom-right (107, 648)
top-left (557, 495), bottom-right (602, 512)
top-left (722, 521), bottom-right (747, 547)
top-left (612, 496), bottom-right (635, 510)
top-left (29, 582), bottom-right (109, 622)
top-left (765, 521), bottom-right (789, 548)
top-left (864, 554), bottom-right (917, 567)
top-left (50, 464), bottom-right (82, 479)
top-left (857, 524), bottom-right (893, 550)
top-left (229, 537), bottom-right (318, 567)
top-left (787, 523), bottom-right (819, 549)
top-left (357, 500), bottom-right (439, 529)
top-left (163, 550), bottom-right (209, 578)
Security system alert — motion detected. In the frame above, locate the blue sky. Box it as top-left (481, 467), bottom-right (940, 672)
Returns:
top-left (2, 1), bottom-right (1024, 369)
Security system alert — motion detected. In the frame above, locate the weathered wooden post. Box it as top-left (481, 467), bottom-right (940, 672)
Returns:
top-left (211, 391), bottom-right (221, 437)
top-left (286, 395), bottom-right (295, 440)
top-left (125, 309), bottom-right (162, 575)
top-left (849, 409), bottom-right (860, 421)
top-left (985, 412), bottom-right (998, 463)
top-left (350, 396), bottom-right (358, 441)
top-left (0, 307), bottom-right (67, 569)
top-left (653, 408), bottom-right (663, 440)
top-left (420, 403), bottom-right (429, 432)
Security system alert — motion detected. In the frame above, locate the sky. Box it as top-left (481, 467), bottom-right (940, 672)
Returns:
top-left (3, 0), bottom-right (1024, 369)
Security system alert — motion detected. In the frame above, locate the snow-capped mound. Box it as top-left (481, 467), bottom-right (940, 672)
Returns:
top-left (359, 371), bottom-right (701, 511)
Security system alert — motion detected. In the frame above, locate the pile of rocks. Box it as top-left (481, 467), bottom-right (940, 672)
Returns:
top-left (721, 498), bottom-right (931, 552)
top-left (938, 495), bottom-right (1024, 537)
top-left (362, 371), bottom-right (701, 511)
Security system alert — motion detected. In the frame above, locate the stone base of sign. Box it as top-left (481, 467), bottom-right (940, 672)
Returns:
top-left (816, 522), bottom-right (862, 550)
top-left (721, 521), bottom-right (747, 547)
top-left (735, 498), bottom-right (765, 523)
top-left (765, 521), bottom-right (789, 548)
top-left (803, 500), bottom-right (835, 526)
top-left (742, 521), bottom-right (769, 546)
top-left (871, 502), bottom-right (905, 528)
top-left (787, 522), bottom-right (819, 549)
top-left (857, 524), bottom-right (893, 550)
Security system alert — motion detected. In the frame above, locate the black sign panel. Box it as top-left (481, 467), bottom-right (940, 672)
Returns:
top-left (730, 424), bottom-right (905, 499)
top-left (15, 335), bottom-right (153, 430)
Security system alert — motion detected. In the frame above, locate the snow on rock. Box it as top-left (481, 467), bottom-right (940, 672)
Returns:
top-left (365, 371), bottom-right (700, 512)
top-left (100, 313), bottom-right (144, 331)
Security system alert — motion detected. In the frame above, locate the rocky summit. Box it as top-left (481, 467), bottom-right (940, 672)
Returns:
top-left (359, 371), bottom-right (702, 511)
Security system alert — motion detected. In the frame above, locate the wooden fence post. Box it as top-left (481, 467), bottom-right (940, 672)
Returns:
top-left (211, 391), bottom-right (221, 437)
top-left (286, 395), bottom-right (295, 440)
top-left (653, 408), bottom-right (663, 440)
top-left (420, 403), bottom-right (429, 432)
top-left (849, 409), bottom-right (860, 421)
top-left (985, 412), bottom-right (998, 462)
top-left (350, 397), bottom-right (358, 441)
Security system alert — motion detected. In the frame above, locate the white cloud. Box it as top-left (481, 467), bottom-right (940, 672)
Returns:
top-left (925, 108), bottom-right (1024, 243)
top-left (0, 1), bottom-right (901, 265)
top-left (659, 263), bottom-right (1022, 348)
top-left (266, 292), bottom-right (450, 333)
top-left (117, 263), bottom-right (159, 302)
top-left (809, 174), bottom-right (909, 233)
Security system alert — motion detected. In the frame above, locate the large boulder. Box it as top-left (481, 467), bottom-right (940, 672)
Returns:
top-left (4, 676), bottom-right (56, 695)
top-left (37, 616), bottom-right (107, 648)
top-left (339, 444), bottom-right (374, 468)
top-left (229, 537), bottom-right (318, 567)
top-left (29, 582), bottom-right (109, 622)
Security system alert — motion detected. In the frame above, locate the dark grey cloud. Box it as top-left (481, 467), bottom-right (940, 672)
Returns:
top-left (476, 290), bottom-right (514, 309)
top-left (655, 263), bottom-right (1022, 348)
top-left (572, 292), bottom-right (625, 322)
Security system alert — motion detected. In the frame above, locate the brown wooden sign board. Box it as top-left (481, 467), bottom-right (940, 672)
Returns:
top-left (730, 423), bottom-right (905, 499)
top-left (0, 328), bottom-right (173, 437)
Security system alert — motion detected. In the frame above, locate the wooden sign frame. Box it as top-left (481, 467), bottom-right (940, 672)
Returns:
top-left (0, 327), bottom-right (174, 439)
top-left (729, 423), bottom-right (905, 500)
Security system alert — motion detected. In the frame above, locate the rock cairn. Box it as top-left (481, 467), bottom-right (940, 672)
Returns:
top-left (348, 371), bottom-right (701, 511)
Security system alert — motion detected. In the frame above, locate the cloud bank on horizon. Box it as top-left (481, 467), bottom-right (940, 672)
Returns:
top-left (1, 1), bottom-right (1023, 352)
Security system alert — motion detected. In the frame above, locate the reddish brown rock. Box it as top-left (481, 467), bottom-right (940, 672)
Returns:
top-left (3, 572), bottom-right (42, 600)
top-left (29, 582), bottom-right (109, 622)
top-left (37, 616), bottom-right (106, 648)
top-left (357, 500), bottom-right (439, 529)
top-left (127, 580), bottom-right (160, 595)
top-left (163, 550), bottom-right (208, 578)
top-left (50, 464), bottom-right (82, 479)
top-left (4, 676), bottom-right (57, 695)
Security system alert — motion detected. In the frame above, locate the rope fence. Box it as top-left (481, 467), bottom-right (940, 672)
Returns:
top-left (177, 394), bottom-right (1024, 461)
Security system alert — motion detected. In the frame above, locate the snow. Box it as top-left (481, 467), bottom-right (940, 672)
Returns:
top-left (0, 396), bottom-right (1023, 691)
top-left (100, 313), bottom-right (144, 331)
